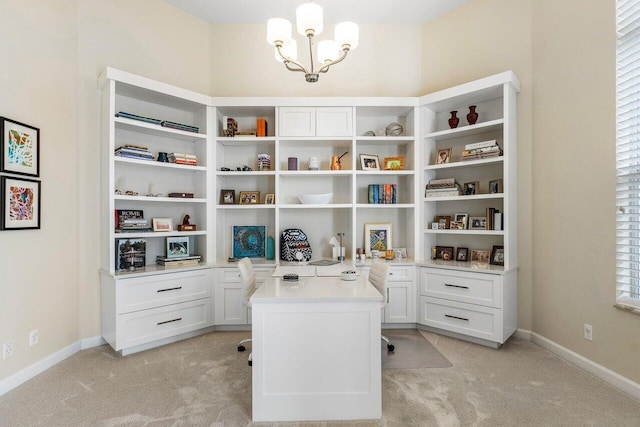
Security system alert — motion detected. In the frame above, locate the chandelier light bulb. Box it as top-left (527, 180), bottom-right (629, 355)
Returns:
top-left (267, 18), bottom-right (292, 45)
top-left (318, 40), bottom-right (339, 63)
top-left (275, 39), bottom-right (298, 62)
top-left (296, 3), bottom-right (323, 36)
top-left (335, 22), bottom-right (359, 50)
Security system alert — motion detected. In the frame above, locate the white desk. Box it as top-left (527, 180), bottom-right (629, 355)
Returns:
top-left (250, 275), bottom-right (383, 422)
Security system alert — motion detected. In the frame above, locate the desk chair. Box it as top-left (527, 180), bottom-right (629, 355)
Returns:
top-left (237, 257), bottom-right (256, 366)
top-left (368, 261), bottom-right (395, 352)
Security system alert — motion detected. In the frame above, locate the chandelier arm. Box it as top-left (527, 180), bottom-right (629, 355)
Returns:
top-left (307, 34), bottom-right (316, 75)
top-left (317, 48), bottom-right (350, 74)
top-left (285, 62), bottom-right (308, 73)
top-left (275, 44), bottom-right (310, 75)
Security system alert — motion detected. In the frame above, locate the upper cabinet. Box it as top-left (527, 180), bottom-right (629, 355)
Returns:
top-left (279, 107), bottom-right (353, 137)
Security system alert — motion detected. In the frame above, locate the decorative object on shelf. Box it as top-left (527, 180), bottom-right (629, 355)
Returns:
top-left (307, 156), bottom-right (320, 170)
top-left (157, 152), bottom-right (169, 162)
top-left (160, 120), bottom-right (199, 134)
top-left (257, 118), bottom-right (268, 137)
top-left (222, 117), bottom-right (238, 137)
top-left (363, 130), bottom-right (375, 137)
top-left (360, 154), bottom-right (380, 171)
top-left (489, 178), bottom-right (504, 194)
top-left (1, 176), bottom-right (41, 230)
top-left (240, 165), bottom-right (252, 171)
top-left (266, 2), bottom-right (359, 83)
top-left (233, 225), bottom-right (266, 258)
top-left (239, 191), bottom-right (260, 204)
top-left (337, 232), bottom-right (346, 261)
top-left (115, 238), bottom-right (146, 271)
top-left (431, 222), bottom-right (438, 230)
top-left (454, 212), bottom-right (469, 229)
top-left (466, 105), bottom-right (478, 125)
top-left (435, 246), bottom-right (454, 261)
top-left (383, 156), bottom-right (404, 170)
top-left (168, 192), bottom-right (194, 198)
top-left (433, 215), bottom-right (452, 229)
top-left (2, 117), bottom-right (41, 177)
top-left (456, 247), bottom-right (469, 262)
top-left (152, 217), bottom-right (173, 232)
top-left (469, 216), bottom-right (487, 230)
top-left (220, 189), bottom-right (235, 204)
top-left (177, 214), bottom-right (196, 231)
top-left (288, 157), bottom-right (298, 170)
top-left (385, 122), bottom-right (403, 136)
top-left (264, 193), bottom-right (275, 204)
top-left (394, 247), bottom-right (407, 259)
top-left (461, 139), bottom-right (502, 161)
top-left (330, 151), bottom-right (348, 170)
top-left (280, 228), bottom-right (312, 261)
top-left (298, 192), bottom-right (332, 204)
top-left (490, 245), bottom-right (504, 266)
top-left (166, 236), bottom-right (189, 258)
top-left (385, 249), bottom-right (395, 260)
top-left (367, 184), bottom-right (397, 204)
top-left (436, 148), bottom-right (451, 164)
top-left (425, 178), bottom-right (461, 197)
top-left (463, 181), bottom-right (479, 195)
top-left (266, 235), bottom-right (275, 260)
top-left (371, 250), bottom-right (379, 260)
top-left (448, 111), bottom-right (459, 129)
top-left (258, 153), bottom-right (271, 171)
top-left (470, 249), bottom-right (490, 263)
top-left (364, 222), bottom-right (392, 258)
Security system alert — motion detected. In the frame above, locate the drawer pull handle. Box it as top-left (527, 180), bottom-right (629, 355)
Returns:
top-left (157, 317), bottom-right (182, 325)
top-left (157, 286), bottom-right (182, 293)
top-left (445, 314), bottom-right (469, 322)
top-left (444, 283), bottom-right (469, 290)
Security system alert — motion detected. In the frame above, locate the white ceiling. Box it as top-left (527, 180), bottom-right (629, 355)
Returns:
top-left (160, 0), bottom-right (473, 24)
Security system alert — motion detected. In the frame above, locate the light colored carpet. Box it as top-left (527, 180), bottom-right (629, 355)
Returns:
top-left (1, 330), bottom-right (640, 426)
top-left (382, 329), bottom-right (452, 369)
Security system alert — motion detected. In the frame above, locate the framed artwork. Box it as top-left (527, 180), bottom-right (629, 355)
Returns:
top-left (166, 236), bottom-right (189, 258)
top-left (471, 249), bottom-right (491, 263)
top-left (383, 156), bottom-right (405, 170)
top-left (464, 181), bottom-right (479, 195)
top-left (434, 215), bottom-right (452, 229)
top-left (239, 191), bottom-right (260, 204)
top-left (364, 222), bottom-right (392, 258)
top-left (232, 225), bottom-right (266, 258)
top-left (489, 178), bottom-right (504, 194)
top-left (1, 176), bottom-right (41, 230)
top-left (435, 245), bottom-right (454, 261)
top-left (152, 217), bottom-right (173, 232)
top-left (264, 193), bottom-right (275, 204)
top-left (469, 216), bottom-right (487, 230)
top-left (436, 148), bottom-right (451, 164)
top-left (454, 212), bottom-right (468, 229)
top-left (116, 238), bottom-right (146, 271)
top-left (1, 117), bottom-right (39, 177)
top-left (220, 189), bottom-right (235, 204)
top-left (456, 247), bottom-right (469, 262)
top-left (360, 154), bottom-right (380, 171)
top-left (490, 245), bottom-right (505, 266)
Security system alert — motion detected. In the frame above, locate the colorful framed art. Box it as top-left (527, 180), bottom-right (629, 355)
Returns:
top-left (1, 176), bottom-right (41, 230)
top-left (1, 117), bottom-right (39, 177)
top-left (364, 222), bottom-right (392, 258)
top-left (232, 225), bottom-right (266, 258)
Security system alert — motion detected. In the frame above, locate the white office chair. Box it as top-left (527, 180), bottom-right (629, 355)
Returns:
top-left (237, 257), bottom-right (257, 366)
top-left (368, 261), bottom-right (395, 352)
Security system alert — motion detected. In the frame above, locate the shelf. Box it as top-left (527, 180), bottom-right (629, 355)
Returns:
top-left (215, 170), bottom-right (276, 176)
top-left (420, 259), bottom-right (506, 274)
top-left (114, 195), bottom-right (207, 203)
top-left (279, 136), bottom-right (353, 142)
top-left (114, 157), bottom-right (207, 171)
top-left (356, 203), bottom-right (415, 209)
top-left (423, 229), bottom-right (504, 236)
top-left (216, 136), bottom-right (276, 146)
top-left (355, 136), bottom-right (415, 145)
top-left (216, 204), bottom-right (276, 209)
top-left (423, 119), bottom-right (503, 141)
top-left (423, 194), bottom-right (504, 202)
top-left (279, 170), bottom-right (352, 176)
top-left (356, 170), bottom-right (415, 176)
top-left (113, 263), bottom-right (211, 278)
top-left (279, 203), bottom-right (352, 209)
top-left (114, 117), bottom-right (207, 142)
top-left (114, 230), bottom-right (207, 239)
top-left (424, 157), bottom-right (503, 171)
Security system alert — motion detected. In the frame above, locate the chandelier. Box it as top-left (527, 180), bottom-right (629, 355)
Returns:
top-left (266, 2), bottom-right (359, 83)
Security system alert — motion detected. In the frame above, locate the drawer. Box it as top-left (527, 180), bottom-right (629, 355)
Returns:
top-left (388, 266), bottom-right (414, 282)
top-left (116, 299), bottom-right (211, 350)
top-left (421, 268), bottom-right (501, 308)
top-left (117, 270), bottom-right (210, 314)
top-left (419, 296), bottom-right (500, 342)
top-left (218, 268), bottom-right (242, 283)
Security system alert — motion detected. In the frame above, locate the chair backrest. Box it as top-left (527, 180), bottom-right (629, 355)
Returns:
top-left (368, 261), bottom-right (390, 304)
top-left (238, 257), bottom-right (256, 305)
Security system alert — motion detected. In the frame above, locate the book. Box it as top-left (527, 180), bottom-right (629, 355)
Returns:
top-left (158, 259), bottom-right (200, 268)
top-left (160, 121), bottom-right (199, 133)
top-left (425, 190), bottom-right (461, 197)
top-left (465, 139), bottom-right (498, 150)
top-left (115, 112), bottom-right (162, 125)
top-left (116, 238), bottom-right (146, 271)
top-left (494, 212), bottom-right (503, 230)
top-left (116, 210), bottom-right (143, 228)
top-left (257, 118), bottom-right (268, 137)
top-left (156, 255), bottom-right (201, 262)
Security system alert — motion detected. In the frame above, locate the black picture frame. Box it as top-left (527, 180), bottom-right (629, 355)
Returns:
top-left (1, 176), bottom-right (41, 230)
top-left (435, 245), bottom-right (454, 261)
top-left (220, 189), bottom-right (236, 204)
top-left (456, 247), bottom-right (469, 262)
top-left (490, 245), bottom-right (505, 266)
top-left (1, 117), bottom-right (40, 177)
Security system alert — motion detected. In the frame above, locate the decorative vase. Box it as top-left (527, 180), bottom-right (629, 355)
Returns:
top-left (448, 111), bottom-right (459, 129)
top-left (266, 236), bottom-right (275, 260)
top-left (466, 105), bottom-right (478, 125)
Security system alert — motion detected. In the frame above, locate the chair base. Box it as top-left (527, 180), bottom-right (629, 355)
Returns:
top-left (382, 334), bottom-right (395, 352)
top-left (238, 338), bottom-right (252, 352)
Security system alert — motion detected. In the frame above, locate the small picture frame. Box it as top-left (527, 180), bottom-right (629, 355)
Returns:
top-left (1, 176), bottom-right (41, 230)
top-left (471, 249), bottom-right (491, 263)
top-left (434, 215), bottom-right (452, 229)
top-left (436, 148), bottom-right (451, 165)
top-left (469, 216), bottom-right (487, 230)
top-left (435, 245), bottom-right (454, 261)
top-left (167, 236), bottom-right (190, 258)
top-left (490, 245), bottom-right (505, 266)
top-left (464, 181), bottom-right (479, 195)
top-left (264, 193), bottom-right (275, 204)
top-left (383, 156), bottom-right (405, 170)
top-left (394, 247), bottom-right (408, 259)
top-left (489, 178), bottom-right (504, 194)
top-left (454, 212), bottom-right (469, 229)
top-left (220, 189), bottom-right (235, 204)
top-left (239, 191), bottom-right (260, 204)
top-left (152, 217), bottom-right (173, 232)
top-left (431, 222), bottom-right (439, 230)
top-left (360, 154), bottom-right (380, 171)
top-left (456, 247), bottom-right (469, 262)
top-left (1, 117), bottom-right (40, 177)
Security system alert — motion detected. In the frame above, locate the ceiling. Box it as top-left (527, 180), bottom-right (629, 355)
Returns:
top-left (160, 0), bottom-right (473, 25)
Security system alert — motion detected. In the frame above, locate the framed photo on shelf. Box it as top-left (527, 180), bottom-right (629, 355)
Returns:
top-left (464, 181), bottom-right (479, 195)
top-left (435, 246), bottom-right (454, 261)
top-left (436, 148), bottom-right (451, 164)
top-left (1, 117), bottom-right (39, 177)
top-left (239, 191), bottom-right (260, 204)
top-left (360, 154), bottom-right (380, 171)
top-left (490, 245), bottom-right (505, 266)
top-left (364, 222), bottom-right (392, 258)
top-left (469, 216), bottom-right (487, 230)
top-left (470, 249), bottom-right (491, 263)
top-left (232, 225), bottom-right (266, 258)
top-left (264, 193), bottom-right (275, 204)
top-left (220, 189), bottom-right (235, 204)
top-left (489, 178), bottom-right (504, 194)
top-left (456, 247), bottom-right (469, 262)
top-left (383, 156), bottom-right (404, 170)
top-left (152, 217), bottom-right (173, 232)
top-left (454, 212), bottom-right (469, 229)
top-left (434, 215), bottom-right (452, 229)
top-left (1, 176), bottom-right (41, 230)
top-left (116, 238), bottom-right (146, 271)
top-left (166, 236), bottom-right (189, 258)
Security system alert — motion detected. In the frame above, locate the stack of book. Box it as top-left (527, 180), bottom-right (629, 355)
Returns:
top-left (168, 152), bottom-right (197, 166)
top-left (114, 144), bottom-right (153, 161)
top-left (160, 120), bottom-right (199, 133)
top-left (461, 140), bottom-right (503, 161)
top-left (425, 178), bottom-right (461, 197)
top-left (115, 111), bottom-right (161, 125)
top-left (486, 207), bottom-right (504, 230)
top-left (368, 184), bottom-right (397, 204)
top-left (115, 209), bottom-right (152, 232)
top-left (156, 255), bottom-right (202, 268)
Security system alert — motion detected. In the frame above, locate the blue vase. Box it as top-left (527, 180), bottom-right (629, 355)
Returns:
top-left (266, 236), bottom-right (275, 260)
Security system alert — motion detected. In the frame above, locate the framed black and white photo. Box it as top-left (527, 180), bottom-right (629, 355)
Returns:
top-left (220, 189), bottom-right (235, 204)
top-left (489, 178), bottom-right (503, 194)
top-left (360, 154), bottom-right (380, 171)
top-left (456, 247), bottom-right (469, 262)
top-left (1, 117), bottom-right (39, 177)
top-left (469, 216), bottom-right (487, 230)
top-left (1, 176), bottom-right (41, 230)
top-left (490, 245), bottom-right (505, 266)
top-left (464, 181), bottom-right (479, 195)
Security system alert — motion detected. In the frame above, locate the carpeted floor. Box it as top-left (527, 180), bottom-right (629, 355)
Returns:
top-left (1, 329), bottom-right (640, 426)
top-left (381, 329), bottom-right (452, 369)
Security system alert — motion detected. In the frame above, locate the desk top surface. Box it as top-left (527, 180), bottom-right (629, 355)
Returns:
top-left (251, 276), bottom-right (382, 303)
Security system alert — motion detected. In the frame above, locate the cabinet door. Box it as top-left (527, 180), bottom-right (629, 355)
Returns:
top-left (279, 107), bottom-right (316, 136)
top-left (316, 107), bottom-right (352, 136)
top-left (385, 281), bottom-right (415, 323)
top-left (215, 269), bottom-right (247, 325)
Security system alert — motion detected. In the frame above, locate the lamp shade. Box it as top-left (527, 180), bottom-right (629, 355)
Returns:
top-left (335, 22), bottom-right (359, 50)
top-left (275, 39), bottom-right (298, 62)
top-left (296, 3), bottom-right (323, 36)
top-left (318, 40), bottom-right (339, 63)
top-left (267, 18), bottom-right (292, 45)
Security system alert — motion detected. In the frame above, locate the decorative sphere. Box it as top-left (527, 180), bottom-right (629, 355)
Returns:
top-left (364, 130), bottom-right (376, 136)
top-left (385, 122), bottom-right (403, 136)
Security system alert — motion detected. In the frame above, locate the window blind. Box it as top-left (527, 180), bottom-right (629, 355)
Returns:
top-left (616, 0), bottom-right (640, 310)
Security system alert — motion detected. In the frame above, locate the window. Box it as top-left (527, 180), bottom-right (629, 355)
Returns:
top-left (616, 0), bottom-right (640, 311)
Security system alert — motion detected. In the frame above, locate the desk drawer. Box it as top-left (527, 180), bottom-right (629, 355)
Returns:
top-left (419, 296), bottom-right (500, 342)
top-left (388, 266), bottom-right (414, 282)
top-left (218, 268), bottom-right (242, 283)
top-left (421, 269), bottom-right (501, 308)
top-left (117, 270), bottom-right (210, 314)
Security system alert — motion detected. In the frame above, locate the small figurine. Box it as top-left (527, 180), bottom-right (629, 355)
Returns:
top-left (177, 214), bottom-right (196, 231)
top-left (182, 215), bottom-right (191, 225)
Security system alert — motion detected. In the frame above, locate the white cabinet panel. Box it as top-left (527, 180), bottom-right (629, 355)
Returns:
top-left (421, 268), bottom-right (501, 308)
top-left (215, 280), bottom-right (246, 325)
top-left (419, 296), bottom-right (500, 342)
top-left (385, 281), bottom-right (415, 323)
top-left (279, 107), bottom-right (316, 137)
top-left (316, 107), bottom-right (353, 136)
top-left (278, 107), bottom-right (352, 137)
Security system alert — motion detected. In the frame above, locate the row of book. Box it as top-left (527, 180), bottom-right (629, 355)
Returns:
top-left (169, 152), bottom-right (198, 166)
top-left (486, 208), bottom-right (503, 230)
top-left (115, 112), bottom-right (199, 133)
top-left (115, 209), bottom-right (151, 232)
top-left (156, 255), bottom-right (201, 268)
top-left (425, 178), bottom-right (461, 197)
top-left (461, 139), bottom-right (502, 161)
top-left (114, 144), bottom-right (153, 161)
top-left (368, 184), bottom-right (397, 204)
top-left (222, 116), bottom-right (270, 137)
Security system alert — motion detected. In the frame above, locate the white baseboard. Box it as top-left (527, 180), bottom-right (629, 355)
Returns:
top-left (516, 328), bottom-right (640, 401)
top-left (0, 335), bottom-right (105, 397)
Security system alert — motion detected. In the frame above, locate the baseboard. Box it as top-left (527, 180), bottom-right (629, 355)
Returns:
top-left (0, 335), bottom-right (105, 397)
top-left (516, 328), bottom-right (640, 401)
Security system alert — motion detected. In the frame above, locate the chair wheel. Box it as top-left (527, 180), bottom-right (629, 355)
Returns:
top-left (248, 360), bottom-right (252, 367)
top-left (238, 345), bottom-right (245, 352)
top-left (387, 344), bottom-right (395, 352)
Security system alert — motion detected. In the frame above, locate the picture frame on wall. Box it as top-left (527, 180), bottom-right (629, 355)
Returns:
top-left (1, 176), bottom-right (41, 230)
top-left (364, 222), bottom-right (392, 258)
top-left (0, 117), bottom-right (40, 177)
top-left (360, 154), bottom-right (380, 171)
top-left (232, 225), bottom-right (266, 258)
top-left (166, 236), bottom-right (190, 258)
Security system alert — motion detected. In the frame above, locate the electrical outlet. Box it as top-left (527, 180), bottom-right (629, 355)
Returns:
top-left (29, 329), bottom-right (39, 346)
top-left (584, 323), bottom-right (593, 341)
top-left (3, 342), bottom-right (13, 359)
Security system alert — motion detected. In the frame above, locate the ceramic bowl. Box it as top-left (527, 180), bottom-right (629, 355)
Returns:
top-left (298, 193), bottom-right (333, 204)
